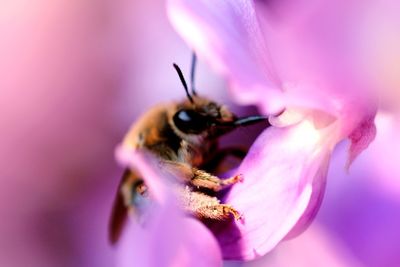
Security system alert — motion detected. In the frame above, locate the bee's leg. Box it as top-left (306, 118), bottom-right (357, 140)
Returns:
top-left (191, 168), bottom-right (243, 191)
top-left (194, 204), bottom-right (242, 221)
top-left (196, 204), bottom-right (242, 220)
top-left (162, 160), bottom-right (243, 192)
top-left (179, 187), bottom-right (242, 220)
top-left (202, 147), bottom-right (247, 172)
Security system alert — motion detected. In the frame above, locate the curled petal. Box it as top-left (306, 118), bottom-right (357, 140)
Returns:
top-left (167, 0), bottom-right (284, 114)
top-left (346, 114), bottom-right (377, 169)
top-left (284, 153), bottom-right (329, 240)
top-left (211, 120), bottom-right (332, 260)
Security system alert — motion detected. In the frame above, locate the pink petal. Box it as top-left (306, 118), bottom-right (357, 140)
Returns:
top-left (210, 120), bottom-right (332, 260)
top-left (117, 207), bottom-right (222, 267)
top-left (167, 0), bottom-right (284, 114)
top-left (171, 218), bottom-right (223, 267)
top-left (168, 0), bottom-right (378, 126)
top-left (284, 153), bottom-right (329, 240)
top-left (115, 150), bottom-right (223, 267)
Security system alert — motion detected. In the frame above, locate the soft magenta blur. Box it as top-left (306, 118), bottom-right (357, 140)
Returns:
top-left (0, 1), bottom-right (194, 266)
top-left (0, 1), bottom-right (241, 266)
top-left (1, 1), bottom-right (399, 267)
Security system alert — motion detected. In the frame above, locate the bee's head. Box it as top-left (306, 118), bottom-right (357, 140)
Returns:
top-left (172, 96), bottom-right (236, 137)
top-left (171, 63), bottom-right (267, 138)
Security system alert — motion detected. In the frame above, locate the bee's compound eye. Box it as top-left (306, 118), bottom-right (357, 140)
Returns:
top-left (173, 109), bottom-right (209, 134)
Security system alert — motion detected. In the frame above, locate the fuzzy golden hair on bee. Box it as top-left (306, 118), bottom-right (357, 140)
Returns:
top-left (108, 54), bottom-right (269, 244)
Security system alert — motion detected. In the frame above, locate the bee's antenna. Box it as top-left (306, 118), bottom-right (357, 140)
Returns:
top-left (173, 63), bottom-right (194, 103)
top-left (190, 52), bottom-right (197, 96)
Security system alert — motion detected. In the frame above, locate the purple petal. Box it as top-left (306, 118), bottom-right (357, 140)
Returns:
top-left (167, 0), bottom-right (284, 114)
top-left (117, 207), bottom-right (222, 267)
top-left (115, 149), bottom-right (223, 266)
top-left (211, 120), bottom-right (332, 260)
top-left (168, 0), bottom-right (379, 124)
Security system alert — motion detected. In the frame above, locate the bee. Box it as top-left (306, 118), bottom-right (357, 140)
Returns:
top-left (109, 55), bottom-right (268, 244)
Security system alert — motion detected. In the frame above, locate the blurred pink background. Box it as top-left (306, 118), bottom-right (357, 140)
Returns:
top-left (0, 1), bottom-right (399, 267)
top-left (0, 1), bottom-right (240, 266)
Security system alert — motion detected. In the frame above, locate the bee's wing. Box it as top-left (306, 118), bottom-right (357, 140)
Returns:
top-left (108, 168), bottom-right (136, 244)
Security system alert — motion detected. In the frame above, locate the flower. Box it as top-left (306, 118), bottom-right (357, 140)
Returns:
top-left (167, 0), bottom-right (378, 260)
top-left (5, 1), bottom-right (398, 267)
